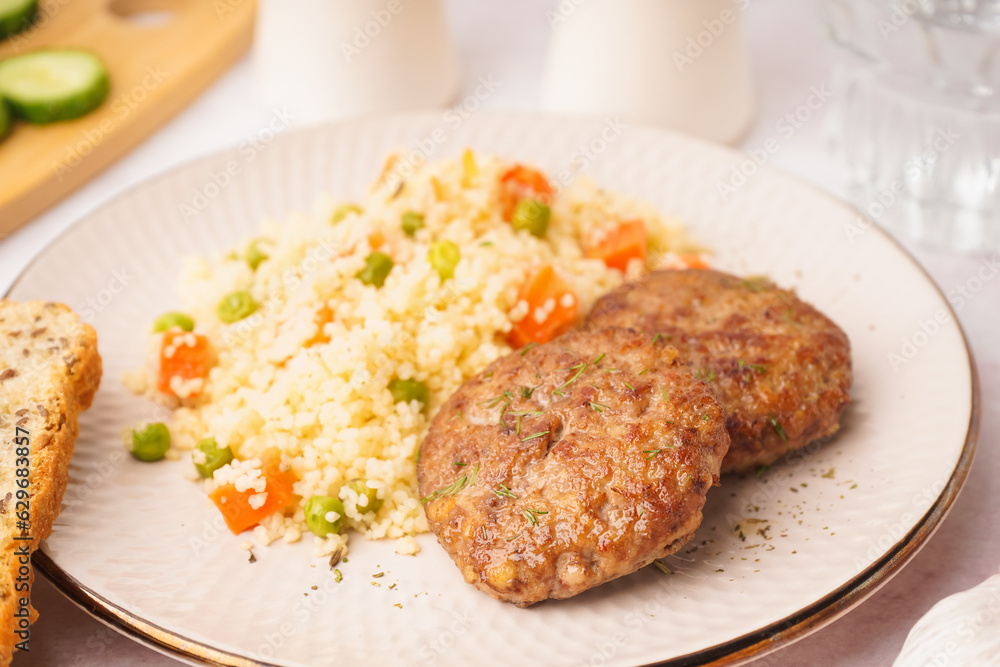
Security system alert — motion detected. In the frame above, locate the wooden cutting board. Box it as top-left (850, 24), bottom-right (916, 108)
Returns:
top-left (0, 0), bottom-right (256, 237)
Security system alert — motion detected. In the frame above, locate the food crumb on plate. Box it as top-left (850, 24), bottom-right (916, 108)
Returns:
top-left (395, 536), bottom-right (419, 556)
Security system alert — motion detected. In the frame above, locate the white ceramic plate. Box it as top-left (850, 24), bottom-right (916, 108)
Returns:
top-left (9, 112), bottom-right (978, 666)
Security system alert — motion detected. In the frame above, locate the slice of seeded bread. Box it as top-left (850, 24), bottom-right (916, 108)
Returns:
top-left (0, 301), bottom-right (101, 665)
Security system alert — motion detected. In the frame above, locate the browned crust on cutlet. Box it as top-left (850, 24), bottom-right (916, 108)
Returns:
top-left (585, 269), bottom-right (852, 474)
top-left (418, 327), bottom-right (729, 606)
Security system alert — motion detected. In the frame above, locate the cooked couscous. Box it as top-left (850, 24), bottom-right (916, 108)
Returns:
top-left (124, 151), bottom-right (698, 559)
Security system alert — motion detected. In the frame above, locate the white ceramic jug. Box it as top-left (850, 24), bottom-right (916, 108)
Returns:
top-left (254, 0), bottom-right (461, 124)
top-left (541, 0), bottom-right (755, 145)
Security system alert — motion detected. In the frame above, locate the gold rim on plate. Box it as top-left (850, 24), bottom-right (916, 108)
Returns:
top-left (10, 113), bottom-right (980, 667)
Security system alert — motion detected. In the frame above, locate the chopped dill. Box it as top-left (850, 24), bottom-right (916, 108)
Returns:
top-left (498, 392), bottom-right (514, 426)
top-left (644, 446), bottom-right (674, 460)
top-left (479, 391), bottom-right (514, 427)
top-left (494, 484), bottom-right (518, 499)
top-left (508, 410), bottom-right (543, 435)
top-left (738, 359), bottom-right (767, 374)
top-left (769, 415), bottom-right (788, 443)
top-left (477, 394), bottom-right (506, 408)
top-left (508, 409), bottom-right (544, 418)
top-left (421, 463), bottom-right (480, 503)
top-left (557, 362), bottom-right (587, 390)
top-left (742, 276), bottom-right (771, 292)
top-left (522, 508), bottom-right (548, 525)
top-left (652, 561), bottom-right (672, 576)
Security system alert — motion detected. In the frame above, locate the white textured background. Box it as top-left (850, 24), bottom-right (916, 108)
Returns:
top-left (1, 1), bottom-right (997, 665)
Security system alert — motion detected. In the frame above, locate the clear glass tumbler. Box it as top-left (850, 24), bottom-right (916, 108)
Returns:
top-left (824, 0), bottom-right (1000, 253)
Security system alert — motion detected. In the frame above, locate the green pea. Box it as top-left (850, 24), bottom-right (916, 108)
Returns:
top-left (130, 422), bottom-right (170, 462)
top-left (304, 495), bottom-right (345, 537)
top-left (401, 211), bottom-right (425, 237)
top-left (332, 204), bottom-right (363, 224)
top-left (388, 378), bottom-right (429, 407)
top-left (345, 478), bottom-right (383, 514)
top-left (152, 312), bottom-right (194, 333)
top-left (193, 437), bottom-right (234, 478)
top-left (428, 240), bottom-right (460, 281)
top-left (218, 290), bottom-right (258, 323)
top-left (511, 199), bottom-right (551, 238)
top-left (357, 251), bottom-right (394, 288)
top-left (245, 240), bottom-right (269, 271)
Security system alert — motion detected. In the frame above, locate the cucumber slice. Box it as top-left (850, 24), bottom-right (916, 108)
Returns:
top-left (0, 0), bottom-right (37, 41)
top-left (0, 50), bottom-right (109, 124)
top-left (0, 99), bottom-right (9, 140)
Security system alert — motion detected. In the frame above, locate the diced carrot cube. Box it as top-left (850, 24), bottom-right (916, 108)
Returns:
top-left (157, 330), bottom-right (211, 397)
top-left (584, 219), bottom-right (647, 272)
top-left (507, 265), bottom-right (578, 348)
top-left (209, 448), bottom-right (297, 534)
